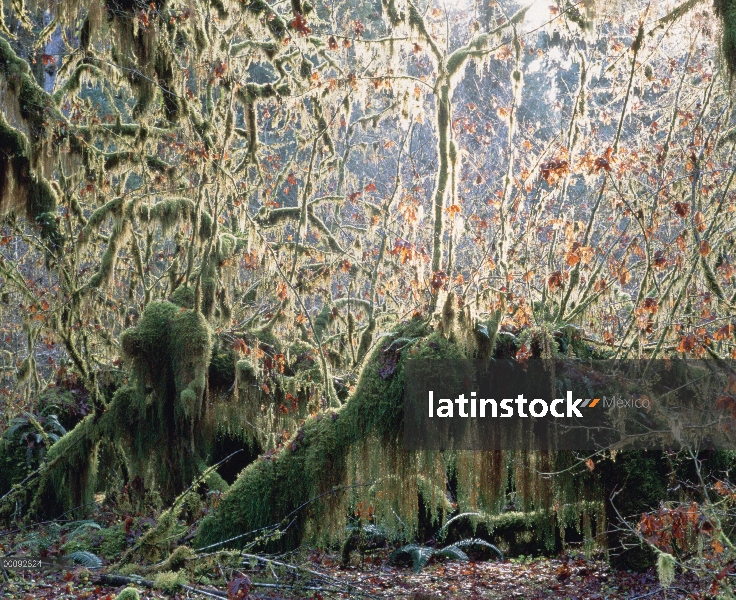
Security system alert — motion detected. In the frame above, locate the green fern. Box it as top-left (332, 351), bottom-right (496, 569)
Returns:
top-left (445, 538), bottom-right (504, 561)
top-left (389, 536), bottom-right (504, 573)
top-left (435, 545), bottom-right (469, 562)
top-left (389, 544), bottom-right (435, 573)
top-left (69, 550), bottom-right (103, 569)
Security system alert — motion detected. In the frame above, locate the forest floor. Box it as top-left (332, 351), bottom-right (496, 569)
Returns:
top-left (0, 543), bottom-right (709, 599)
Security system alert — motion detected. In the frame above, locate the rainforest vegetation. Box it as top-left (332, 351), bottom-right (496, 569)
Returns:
top-left (2, 0), bottom-right (736, 597)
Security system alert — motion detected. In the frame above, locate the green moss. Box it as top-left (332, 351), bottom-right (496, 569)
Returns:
top-left (242, 0), bottom-right (288, 37)
top-left (99, 526), bottom-right (127, 558)
top-left (0, 114), bottom-right (28, 156)
top-left (31, 415), bottom-right (99, 518)
top-left (313, 305), bottom-right (331, 340)
top-left (98, 303), bottom-right (211, 503)
top-left (153, 570), bottom-right (187, 592)
top-left (218, 233), bottom-right (238, 261)
top-left (209, 350), bottom-right (236, 391)
top-left (194, 319), bottom-right (457, 550)
top-left (157, 545), bottom-right (194, 572)
top-left (236, 359), bottom-right (256, 381)
top-left (139, 199), bottom-right (213, 241)
top-left (116, 564), bottom-right (144, 577)
top-left (121, 301), bottom-right (180, 393)
top-left (285, 341), bottom-right (321, 384)
top-left (199, 211), bottom-right (213, 240)
top-left (716, 0), bottom-right (736, 76)
top-left (204, 470), bottom-right (230, 493)
top-left (202, 277), bottom-right (216, 318)
top-left (88, 221), bottom-right (127, 288)
top-left (115, 588), bottom-right (140, 600)
top-left (171, 285), bottom-right (195, 309)
top-left (0, 112), bottom-right (60, 245)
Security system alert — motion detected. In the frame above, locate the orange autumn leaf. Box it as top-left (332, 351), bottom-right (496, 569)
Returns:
top-left (643, 298), bottom-right (658, 313)
top-left (713, 539), bottom-right (725, 555)
top-left (548, 271), bottom-right (563, 292)
top-left (694, 211), bottom-right (706, 232)
top-left (673, 202), bottom-right (690, 218)
top-left (714, 324), bottom-right (734, 341)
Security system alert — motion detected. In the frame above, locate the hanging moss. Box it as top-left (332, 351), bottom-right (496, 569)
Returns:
top-left (139, 198), bottom-right (213, 242)
top-left (120, 300), bottom-right (180, 395)
top-left (110, 302), bottom-right (212, 499)
top-left (0, 115), bottom-right (60, 244)
top-left (218, 233), bottom-right (238, 260)
top-left (170, 309), bottom-right (211, 420)
top-left (194, 303), bottom-right (614, 554)
top-left (201, 276), bottom-right (217, 318)
top-left (27, 301), bottom-right (210, 508)
top-left (0, 38), bottom-right (64, 247)
top-left (30, 415), bottom-right (100, 519)
top-left (715, 0), bottom-right (736, 77)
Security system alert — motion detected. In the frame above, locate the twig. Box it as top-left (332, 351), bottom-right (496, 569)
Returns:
top-left (629, 587), bottom-right (692, 599)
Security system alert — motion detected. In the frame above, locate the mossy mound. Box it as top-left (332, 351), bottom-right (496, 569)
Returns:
top-left (60, 522), bottom-right (127, 559)
top-left (194, 318), bottom-right (465, 550)
top-left (153, 570), bottom-right (187, 592)
top-left (28, 301), bottom-right (213, 516)
top-left (194, 308), bottom-right (614, 554)
top-left (112, 301), bottom-right (212, 500)
top-left (115, 588), bottom-right (140, 600)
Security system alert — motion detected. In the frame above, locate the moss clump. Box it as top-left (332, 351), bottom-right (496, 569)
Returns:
top-left (201, 276), bottom-right (217, 319)
top-left (204, 470), bottom-right (230, 493)
top-left (139, 199), bottom-right (213, 242)
top-left (287, 341), bottom-right (321, 382)
top-left (171, 285), bottom-right (195, 309)
top-left (235, 359), bottom-right (256, 381)
top-left (115, 588), bottom-right (140, 600)
top-left (153, 570), bottom-right (187, 592)
top-left (218, 233), bottom-right (238, 260)
top-left (170, 309), bottom-right (211, 419)
top-left (28, 176), bottom-right (58, 219)
top-left (99, 526), bottom-right (127, 558)
top-left (121, 301), bottom-right (180, 395)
